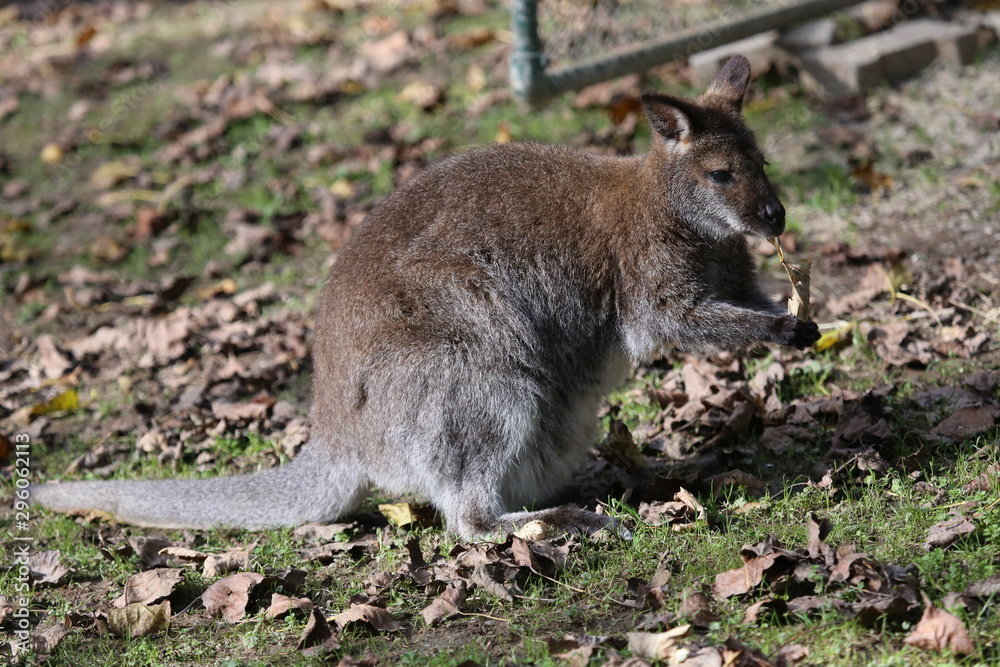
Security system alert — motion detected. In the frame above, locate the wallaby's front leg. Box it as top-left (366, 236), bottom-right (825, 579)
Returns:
top-left (676, 300), bottom-right (819, 351)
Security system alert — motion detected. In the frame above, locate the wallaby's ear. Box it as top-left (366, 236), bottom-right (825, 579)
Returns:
top-left (641, 94), bottom-right (695, 145)
top-left (704, 54), bottom-right (751, 110)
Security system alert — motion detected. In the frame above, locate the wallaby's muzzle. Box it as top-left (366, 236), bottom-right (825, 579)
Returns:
top-left (758, 198), bottom-right (786, 237)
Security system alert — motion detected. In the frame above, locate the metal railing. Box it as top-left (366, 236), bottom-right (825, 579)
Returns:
top-left (510, 0), bottom-right (869, 105)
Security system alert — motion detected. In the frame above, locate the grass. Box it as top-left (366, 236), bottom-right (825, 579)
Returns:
top-left (3, 0), bottom-right (1000, 665)
top-left (9, 405), bottom-right (997, 665)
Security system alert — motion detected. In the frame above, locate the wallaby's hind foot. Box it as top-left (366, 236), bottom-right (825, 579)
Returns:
top-left (499, 508), bottom-right (632, 541)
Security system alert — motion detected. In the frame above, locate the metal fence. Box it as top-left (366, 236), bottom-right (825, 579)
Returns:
top-left (510, 0), bottom-right (869, 104)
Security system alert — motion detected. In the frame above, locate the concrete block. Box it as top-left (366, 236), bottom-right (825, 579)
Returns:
top-left (689, 31), bottom-right (779, 89)
top-left (797, 19), bottom-right (981, 93)
top-left (777, 18), bottom-right (836, 51)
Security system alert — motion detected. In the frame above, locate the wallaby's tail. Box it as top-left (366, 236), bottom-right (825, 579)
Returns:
top-left (29, 444), bottom-right (368, 530)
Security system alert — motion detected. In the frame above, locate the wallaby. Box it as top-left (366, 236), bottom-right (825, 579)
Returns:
top-left (31, 55), bottom-right (820, 538)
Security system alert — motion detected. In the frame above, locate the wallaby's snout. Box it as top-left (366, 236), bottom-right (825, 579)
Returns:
top-left (758, 195), bottom-right (785, 237)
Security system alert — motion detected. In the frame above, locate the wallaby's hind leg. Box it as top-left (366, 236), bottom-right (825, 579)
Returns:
top-left (428, 416), bottom-right (627, 539)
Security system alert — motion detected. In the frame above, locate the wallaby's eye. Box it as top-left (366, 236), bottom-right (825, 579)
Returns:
top-left (708, 170), bottom-right (733, 184)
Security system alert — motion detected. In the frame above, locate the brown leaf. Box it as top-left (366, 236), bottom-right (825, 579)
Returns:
top-left (361, 31), bottom-right (414, 74)
top-left (774, 644), bottom-right (809, 666)
top-left (931, 405), bottom-right (1000, 441)
top-left (851, 159), bottom-right (893, 191)
top-left (202, 572), bottom-right (265, 623)
top-left (923, 515), bottom-right (976, 550)
top-left (713, 539), bottom-right (799, 598)
top-left (962, 464), bottom-right (999, 492)
top-left (852, 594), bottom-right (918, 626)
top-left (421, 581), bottom-right (468, 626)
top-left (674, 646), bottom-right (726, 666)
top-left (203, 549), bottom-right (253, 578)
top-left (447, 27), bottom-right (496, 49)
top-left (832, 397), bottom-right (890, 447)
top-left (703, 470), bottom-right (765, 497)
top-left (298, 607), bottom-right (339, 653)
top-left (743, 597), bottom-right (788, 624)
top-left (332, 603), bottom-right (402, 633)
top-left (676, 592), bottom-right (719, 628)
top-left (265, 593), bottom-right (315, 620)
top-left (548, 635), bottom-right (594, 667)
top-left (108, 601), bottom-right (171, 638)
top-left (805, 513), bottom-right (835, 565)
top-left (28, 550), bottom-right (71, 585)
top-left (770, 237), bottom-right (812, 320)
top-left (510, 536), bottom-right (562, 577)
top-left (624, 577), bottom-right (667, 611)
top-left (904, 593), bottom-right (975, 655)
top-left (30, 621), bottom-right (72, 654)
top-left (211, 400), bottom-right (270, 422)
top-left (626, 625), bottom-right (691, 661)
top-left (786, 595), bottom-right (844, 618)
top-left (965, 574), bottom-right (1000, 599)
top-left (35, 334), bottom-right (73, 379)
top-left (292, 522), bottom-right (357, 541)
top-left (303, 535), bottom-right (379, 563)
top-left (761, 425), bottom-right (814, 455)
top-left (638, 500), bottom-right (693, 527)
top-left (470, 562), bottom-right (517, 602)
top-left (828, 552), bottom-right (869, 584)
top-left (159, 546), bottom-right (209, 563)
top-left (113, 568), bottom-right (184, 608)
top-left (124, 537), bottom-right (174, 568)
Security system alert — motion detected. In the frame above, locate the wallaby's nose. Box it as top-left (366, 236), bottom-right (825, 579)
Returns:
top-left (759, 200), bottom-right (785, 234)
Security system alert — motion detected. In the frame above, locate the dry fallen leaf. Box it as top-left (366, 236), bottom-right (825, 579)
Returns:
top-left (513, 520), bottom-right (551, 541)
top-left (28, 550), bottom-right (71, 586)
top-left (851, 159), bottom-right (894, 192)
top-left (626, 624), bottom-right (691, 661)
top-left (770, 236), bottom-right (812, 320)
top-left (931, 405), bottom-right (1000, 441)
top-left (265, 593), bottom-right (315, 620)
top-left (202, 549), bottom-right (253, 578)
top-left (159, 546), bottom-right (209, 564)
top-left (377, 502), bottom-right (438, 529)
top-left (904, 593), bottom-right (976, 655)
top-left (923, 514), bottom-right (976, 551)
top-left (30, 622), bottom-right (72, 654)
top-left (332, 603), bottom-right (403, 633)
top-left (421, 581), bottom-right (468, 627)
top-left (108, 601), bottom-right (171, 638)
top-left (547, 635), bottom-right (594, 667)
top-left (676, 592), bottom-right (719, 628)
top-left (202, 572), bottom-right (265, 623)
top-left (113, 568), bottom-right (184, 608)
top-left (298, 607), bottom-right (340, 653)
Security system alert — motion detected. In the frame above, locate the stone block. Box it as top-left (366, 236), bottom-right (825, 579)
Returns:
top-left (777, 18), bottom-right (836, 51)
top-left (797, 19), bottom-right (981, 93)
top-left (689, 31), bottom-right (779, 89)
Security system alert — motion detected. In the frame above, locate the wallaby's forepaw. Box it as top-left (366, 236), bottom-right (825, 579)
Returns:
top-left (775, 315), bottom-right (820, 350)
